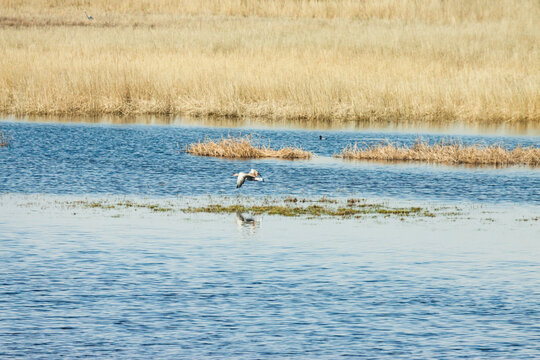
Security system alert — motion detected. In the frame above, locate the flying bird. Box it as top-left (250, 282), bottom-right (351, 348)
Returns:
top-left (84, 11), bottom-right (94, 20)
top-left (234, 169), bottom-right (264, 188)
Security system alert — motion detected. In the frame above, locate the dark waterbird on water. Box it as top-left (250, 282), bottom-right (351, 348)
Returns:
top-left (319, 135), bottom-right (327, 140)
top-left (234, 169), bottom-right (264, 188)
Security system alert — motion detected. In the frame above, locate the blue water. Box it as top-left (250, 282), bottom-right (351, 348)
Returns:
top-left (0, 121), bottom-right (539, 204)
top-left (0, 210), bottom-right (539, 359)
top-left (1, 119), bottom-right (540, 359)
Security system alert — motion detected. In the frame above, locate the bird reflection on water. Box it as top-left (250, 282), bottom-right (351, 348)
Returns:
top-left (236, 211), bottom-right (260, 235)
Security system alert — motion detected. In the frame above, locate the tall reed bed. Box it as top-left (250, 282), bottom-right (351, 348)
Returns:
top-left (187, 137), bottom-right (311, 159)
top-left (339, 141), bottom-right (540, 166)
top-left (0, 0), bottom-right (539, 123)
top-left (1, 0), bottom-right (536, 23)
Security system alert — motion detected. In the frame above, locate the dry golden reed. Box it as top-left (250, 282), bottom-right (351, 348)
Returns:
top-left (187, 137), bottom-right (312, 159)
top-left (0, 0), bottom-right (539, 124)
top-left (339, 141), bottom-right (540, 166)
top-left (0, 131), bottom-right (10, 147)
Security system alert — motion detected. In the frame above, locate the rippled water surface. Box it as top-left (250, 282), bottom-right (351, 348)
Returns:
top-left (1, 120), bottom-right (539, 203)
top-left (1, 200), bottom-right (539, 359)
top-left (1, 118), bottom-right (539, 359)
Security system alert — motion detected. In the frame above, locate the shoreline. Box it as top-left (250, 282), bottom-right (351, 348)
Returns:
top-left (2, 111), bottom-right (538, 127)
top-left (2, 113), bottom-right (540, 137)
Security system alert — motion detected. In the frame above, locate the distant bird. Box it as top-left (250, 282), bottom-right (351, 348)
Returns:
top-left (234, 169), bottom-right (264, 188)
top-left (84, 11), bottom-right (94, 20)
top-left (319, 135), bottom-right (327, 140)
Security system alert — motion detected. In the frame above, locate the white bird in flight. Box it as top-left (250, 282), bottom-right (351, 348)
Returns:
top-left (234, 169), bottom-right (264, 188)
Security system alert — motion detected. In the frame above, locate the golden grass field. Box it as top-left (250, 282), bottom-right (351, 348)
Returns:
top-left (187, 136), bottom-right (312, 159)
top-left (1, 0), bottom-right (539, 124)
top-left (339, 141), bottom-right (540, 166)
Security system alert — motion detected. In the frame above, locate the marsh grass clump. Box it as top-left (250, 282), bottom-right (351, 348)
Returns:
top-left (0, 131), bottom-right (11, 147)
top-left (346, 198), bottom-right (367, 206)
top-left (339, 141), bottom-right (540, 166)
top-left (186, 136), bottom-right (312, 159)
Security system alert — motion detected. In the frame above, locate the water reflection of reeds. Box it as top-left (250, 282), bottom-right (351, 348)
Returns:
top-left (4, 114), bottom-right (539, 136)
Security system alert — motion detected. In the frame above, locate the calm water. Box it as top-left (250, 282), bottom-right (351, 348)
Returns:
top-left (0, 202), bottom-right (539, 359)
top-left (0, 120), bottom-right (539, 204)
top-left (8, 114), bottom-right (540, 136)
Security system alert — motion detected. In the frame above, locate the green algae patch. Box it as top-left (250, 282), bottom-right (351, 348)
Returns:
top-left (72, 200), bottom-right (173, 212)
top-left (185, 203), bottom-right (429, 219)
top-left (185, 204), bottom-right (329, 217)
top-left (66, 198), bottom-right (446, 220)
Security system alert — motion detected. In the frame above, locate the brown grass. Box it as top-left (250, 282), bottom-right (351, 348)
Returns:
top-left (0, 0), bottom-right (539, 123)
top-left (0, 0), bottom-right (536, 24)
top-left (0, 131), bottom-right (10, 147)
top-left (339, 141), bottom-right (540, 166)
top-left (186, 136), bottom-right (311, 159)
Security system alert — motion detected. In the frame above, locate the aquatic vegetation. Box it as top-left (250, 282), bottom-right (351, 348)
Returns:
top-left (346, 198), bottom-right (368, 206)
top-left (186, 136), bottom-right (311, 159)
top-left (517, 216), bottom-right (539, 222)
top-left (66, 198), bottom-right (438, 219)
top-left (0, 1), bottom-right (538, 124)
top-left (185, 203), bottom-right (428, 218)
top-left (339, 141), bottom-right (540, 166)
top-left (0, 131), bottom-right (10, 147)
top-left (285, 197), bottom-right (338, 204)
top-left (72, 200), bottom-right (173, 212)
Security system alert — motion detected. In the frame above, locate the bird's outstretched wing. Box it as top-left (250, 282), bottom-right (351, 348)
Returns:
top-left (236, 174), bottom-right (246, 188)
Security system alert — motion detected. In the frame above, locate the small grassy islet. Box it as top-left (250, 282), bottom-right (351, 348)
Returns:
top-left (186, 136), bottom-right (538, 167)
top-left (186, 136), bottom-right (312, 159)
top-left (339, 140), bottom-right (540, 166)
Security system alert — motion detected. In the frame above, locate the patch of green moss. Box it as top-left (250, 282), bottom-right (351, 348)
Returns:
top-left (69, 198), bottom-right (443, 220)
top-left (186, 203), bottom-right (428, 219)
